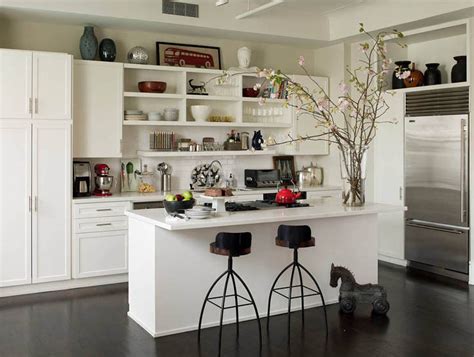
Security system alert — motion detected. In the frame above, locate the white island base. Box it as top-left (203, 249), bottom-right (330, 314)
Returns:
top-left (126, 199), bottom-right (401, 337)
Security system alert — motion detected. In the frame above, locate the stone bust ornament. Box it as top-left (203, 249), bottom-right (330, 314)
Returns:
top-left (229, 46), bottom-right (259, 72)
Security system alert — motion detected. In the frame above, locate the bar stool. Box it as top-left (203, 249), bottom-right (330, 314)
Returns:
top-left (198, 232), bottom-right (262, 352)
top-left (267, 224), bottom-right (328, 336)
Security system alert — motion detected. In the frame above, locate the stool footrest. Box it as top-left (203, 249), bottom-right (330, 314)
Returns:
top-left (272, 284), bottom-right (321, 300)
top-left (207, 293), bottom-right (253, 310)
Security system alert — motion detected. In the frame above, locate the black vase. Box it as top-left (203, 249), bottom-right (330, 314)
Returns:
top-left (392, 60), bottom-right (411, 89)
top-left (424, 63), bottom-right (441, 86)
top-left (99, 38), bottom-right (116, 62)
top-left (451, 56), bottom-right (467, 83)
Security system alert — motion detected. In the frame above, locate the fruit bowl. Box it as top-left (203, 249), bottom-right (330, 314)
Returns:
top-left (163, 199), bottom-right (195, 214)
top-left (138, 81), bottom-right (167, 93)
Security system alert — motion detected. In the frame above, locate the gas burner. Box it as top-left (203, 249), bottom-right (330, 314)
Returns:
top-left (225, 202), bottom-right (259, 212)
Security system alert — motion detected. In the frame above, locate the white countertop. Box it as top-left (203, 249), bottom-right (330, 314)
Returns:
top-left (73, 186), bottom-right (341, 204)
top-left (125, 198), bottom-right (404, 231)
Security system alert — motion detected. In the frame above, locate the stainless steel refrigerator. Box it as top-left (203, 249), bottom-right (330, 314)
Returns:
top-left (405, 114), bottom-right (469, 278)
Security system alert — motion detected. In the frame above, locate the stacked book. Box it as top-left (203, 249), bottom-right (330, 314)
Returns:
top-left (149, 131), bottom-right (176, 151)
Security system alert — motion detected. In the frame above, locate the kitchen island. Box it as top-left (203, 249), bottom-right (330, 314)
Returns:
top-left (125, 198), bottom-right (402, 337)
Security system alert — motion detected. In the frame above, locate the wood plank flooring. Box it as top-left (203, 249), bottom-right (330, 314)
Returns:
top-left (0, 263), bottom-right (473, 357)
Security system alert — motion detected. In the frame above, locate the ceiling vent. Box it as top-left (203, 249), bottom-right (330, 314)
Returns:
top-left (162, 0), bottom-right (199, 18)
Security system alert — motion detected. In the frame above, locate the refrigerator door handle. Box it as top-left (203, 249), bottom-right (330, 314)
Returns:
top-left (406, 219), bottom-right (469, 234)
top-left (460, 118), bottom-right (467, 224)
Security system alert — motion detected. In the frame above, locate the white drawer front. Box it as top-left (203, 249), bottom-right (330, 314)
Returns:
top-left (74, 201), bottom-right (130, 219)
top-left (74, 216), bottom-right (128, 234)
top-left (73, 230), bottom-right (128, 279)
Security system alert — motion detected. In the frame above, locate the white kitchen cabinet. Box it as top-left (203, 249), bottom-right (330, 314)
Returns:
top-left (32, 52), bottom-right (72, 120)
top-left (0, 50), bottom-right (32, 119)
top-left (290, 75), bottom-right (329, 156)
top-left (73, 60), bottom-right (123, 158)
top-left (73, 201), bottom-right (131, 279)
top-left (32, 122), bottom-right (72, 283)
top-left (373, 91), bottom-right (406, 265)
top-left (0, 121), bottom-right (32, 287)
top-left (73, 230), bottom-right (128, 279)
top-left (0, 50), bottom-right (72, 120)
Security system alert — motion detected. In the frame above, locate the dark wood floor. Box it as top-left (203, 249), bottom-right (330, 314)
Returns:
top-left (1, 263), bottom-right (473, 357)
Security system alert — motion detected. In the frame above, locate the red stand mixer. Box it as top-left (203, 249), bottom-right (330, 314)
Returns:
top-left (93, 164), bottom-right (114, 196)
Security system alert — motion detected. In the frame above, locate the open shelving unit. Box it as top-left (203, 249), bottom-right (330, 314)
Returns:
top-left (121, 63), bottom-right (294, 158)
top-left (383, 19), bottom-right (470, 92)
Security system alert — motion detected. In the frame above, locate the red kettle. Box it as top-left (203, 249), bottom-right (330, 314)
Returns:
top-left (275, 183), bottom-right (301, 205)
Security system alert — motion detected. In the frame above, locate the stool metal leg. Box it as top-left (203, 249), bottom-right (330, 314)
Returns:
top-left (198, 270), bottom-right (227, 342)
top-left (266, 262), bottom-right (293, 330)
top-left (218, 272), bottom-right (231, 354)
top-left (299, 264), bottom-right (329, 336)
top-left (296, 264), bottom-right (305, 326)
top-left (287, 263), bottom-right (297, 337)
top-left (233, 271), bottom-right (262, 347)
top-left (230, 272), bottom-right (240, 337)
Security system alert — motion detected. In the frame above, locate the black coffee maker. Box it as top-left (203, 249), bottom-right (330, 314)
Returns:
top-left (73, 161), bottom-right (92, 197)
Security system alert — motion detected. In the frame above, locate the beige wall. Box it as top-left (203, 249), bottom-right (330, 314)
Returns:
top-left (0, 19), bottom-right (315, 74)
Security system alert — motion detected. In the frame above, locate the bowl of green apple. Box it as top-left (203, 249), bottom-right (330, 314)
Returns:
top-left (163, 191), bottom-right (195, 214)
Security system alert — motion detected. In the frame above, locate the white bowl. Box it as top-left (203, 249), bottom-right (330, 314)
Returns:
top-left (191, 105), bottom-right (212, 122)
top-left (148, 112), bottom-right (163, 121)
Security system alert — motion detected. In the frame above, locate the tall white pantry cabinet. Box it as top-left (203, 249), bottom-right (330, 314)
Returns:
top-left (0, 49), bottom-right (72, 287)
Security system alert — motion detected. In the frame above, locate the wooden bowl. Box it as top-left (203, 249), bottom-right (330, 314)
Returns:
top-left (138, 81), bottom-right (167, 93)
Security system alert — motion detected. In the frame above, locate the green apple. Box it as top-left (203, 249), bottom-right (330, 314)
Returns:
top-left (182, 191), bottom-right (193, 200)
top-left (165, 194), bottom-right (177, 201)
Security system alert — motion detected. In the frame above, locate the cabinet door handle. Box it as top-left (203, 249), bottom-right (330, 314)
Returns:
top-left (29, 196), bottom-right (32, 212)
top-left (34, 196), bottom-right (38, 212)
top-left (96, 208), bottom-right (112, 212)
top-left (399, 187), bottom-right (403, 201)
top-left (34, 98), bottom-right (38, 114)
top-left (96, 223), bottom-right (112, 227)
top-left (28, 98), bottom-right (33, 114)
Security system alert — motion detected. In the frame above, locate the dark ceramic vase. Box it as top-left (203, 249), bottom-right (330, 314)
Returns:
top-left (80, 26), bottom-right (98, 60)
top-left (424, 63), bottom-right (441, 85)
top-left (451, 56), bottom-right (467, 83)
top-left (392, 60), bottom-right (411, 89)
top-left (99, 38), bottom-right (116, 62)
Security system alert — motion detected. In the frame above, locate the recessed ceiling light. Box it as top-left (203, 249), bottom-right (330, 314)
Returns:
top-left (216, 0), bottom-right (229, 6)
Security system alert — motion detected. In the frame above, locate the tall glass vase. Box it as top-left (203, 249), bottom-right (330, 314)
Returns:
top-left (339, 145), bottom-right (368, 206)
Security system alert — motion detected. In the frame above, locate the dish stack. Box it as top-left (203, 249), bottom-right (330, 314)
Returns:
top-left (149, 131), bottom-right (176, 151)
top-left (124, 110), bottom-right (147, 121)
top-left (185, 206), bottom-right (213, 219)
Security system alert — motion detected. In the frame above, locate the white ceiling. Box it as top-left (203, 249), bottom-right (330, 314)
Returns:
top-left (1, 0), bottom-right (473, 45)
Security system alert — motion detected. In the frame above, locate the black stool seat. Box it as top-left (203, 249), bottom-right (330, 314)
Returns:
top-left (198, 232), bottom-right (261, 354)
top-left (210, 232), bottom-right (252, 256)
top-left (276, 224), bottom-right (315, 248)
top-left (267, 224), bottom-right (328, 338)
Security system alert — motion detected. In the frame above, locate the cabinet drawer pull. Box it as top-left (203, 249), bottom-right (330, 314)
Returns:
top-left (96, 223), bottom-right (112, 227)
top-left (96, 208), bottom-right (113, 212)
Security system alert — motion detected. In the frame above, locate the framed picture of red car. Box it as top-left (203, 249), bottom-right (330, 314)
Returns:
top-left (156, 42), bottom-right (222, 69)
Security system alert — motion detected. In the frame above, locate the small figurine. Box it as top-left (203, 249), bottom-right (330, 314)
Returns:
top-left (251, 130), bottom-right (264, 150)
top-left (330, 264), bottom-right (390, 315)
top-left (188, 79), bottom-right (208, 95)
